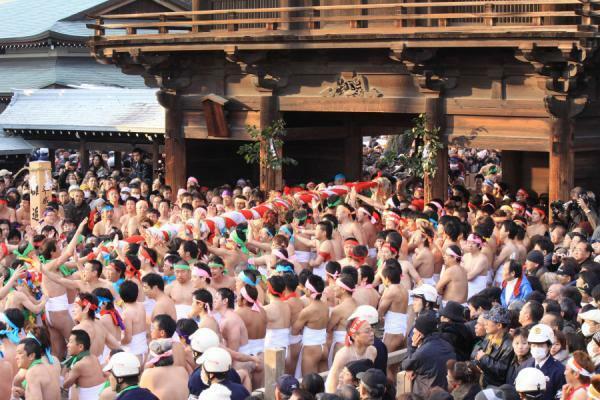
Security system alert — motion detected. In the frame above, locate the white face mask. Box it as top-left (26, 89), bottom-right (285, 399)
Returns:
top-left (84, 190), bottom-right (90, 198)
top-left (131, 194), bottom-right (140, 200)
top-left (530, 346), bottom-right (548, 362)
top-left (582, 322), bottom-right (594, 337)
top-left (121, 194), bottom-right (129, 202)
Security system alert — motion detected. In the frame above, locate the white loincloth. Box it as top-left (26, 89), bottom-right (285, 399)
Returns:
top-left (264, 328), bottom-right (290, 354)
top-left (175, 304), bottom-right (193, 321)
top-left (468, 275), bottom-right (488, 299)
top-left (45, 293), bottom-right (70, 325)
top-left (432, 274), bottom-right (441, 284)
top-left (422, 277), bottom-right (436, 286)
top-left (313, 263), bottom-right (327, 280)
top-left (289, 334), bottom-right (302, 345)
top-left (143, 298), bottom-right (156, 318)
top-left (493, 268), bottom-right (504, 287)
top-left (74, 383), bottom-right (105, 400)
top-left (295, 327), bottom-right (327, 378)
top-left (239, 338), bottom-right (265, 356)
top-left (294, 251), bottom-right (313, 263)
top-left (99, 345), bottom-right (110, 365)
top-left (328, 330), bottom-right (346, 368)
top-left (123, 332), bottom-right (148, 356)
top-left (383, 310), bottom-right (407, 336)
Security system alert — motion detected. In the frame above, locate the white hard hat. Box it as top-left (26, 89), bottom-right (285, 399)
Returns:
top-left (190, 328), bottom-right (220, 354)
top-left (102, 352), bottom-right (140, 377)
top-left (580, 309), bottom-right (600, 323)
top-left (527, 323), bottom-right (555, 344)
top-left (410, 284), bottom-right (438, 303)
top-left (347, 305), bottom-right (379, 325)
top-left (197, 347), bottom-right (232, 372)
top-left (515, 367), bottom-right (547, 393)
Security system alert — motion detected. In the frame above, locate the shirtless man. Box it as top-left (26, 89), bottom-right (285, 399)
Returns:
top-left (0, 309), bottom-right (25, 377)
top-left (186, 292), bottom-right (213, 333)
top-left (408, 230), bottom-right (435, 285)
top-left (353, 265), bottom-right (380, 308)
top-left (71, 293), bottom-right (120, 364)
top-left (283, 273), bottom-right (305, 374)
top-left (92, 205), bottom-right (115, 237)
top-left (106, 188), bottom-right (124, 226)
top-left (264, 276), bottom-right (292, 356)
top-left (214, 288), bottom-right (248, 352)
top-left (356, 205), bottom-right (379, 263)
top-left (3, 264), bottom-right (47, 315)
top-left (236, 284), bottom-right (267, 388)
top-left (44, 259), bottom-right (114, 296)
top-left (40, 217), bottom-right (87, 357)
top-left (125, 198), bottom-right (148, 238)
top-left (119, 280), bottom-right (148, 361)
top-left (92, 288), bottom-right (122, 355)
top-left (150, 314), bottom-right (187, 368)
top-left (336, 204), bottom-right (365, 244)
top-left (378, 265), bottom-right (408, 353)
top-left (463, 233), bottom-right (489, 299)
top-left (207, 236), bottom-right (247, 274)
top-left (328, 274), bottom-right (358, 367)
top-left (338, 238), bottom-right (362, 268)
top-left (493, 220), bottom-right (519, 286)
top-left (296, 221), bottom-right (335, 280)
top-left (207, 256), bottom-right (236, 291)
top-left (0, 196), bottom-right (16, 224)
top-left (436, 245), bottom-right (468, 305)
top-left (63, 330), bottom-right (106, 400)
top-left (140, 339), bottom-right (189, 400)
top-left (15, 194), bottom-right (30, 228)
top-left (142, 273), bottom-right (177, 323)
top-left (292, 274), bottom-right (328, 377)
top-left (527, 207), bottom-right (548, 240)
top-left (165, 262), bottom-right (195, 320)
top-left (325, 317), bottom-right (377, 393)
top-left (13, 338), bottom-right (60, 400)
top-left (291, 210), bottom-right (314, 268)
top-left (119, 197), bottom-right (137, 238)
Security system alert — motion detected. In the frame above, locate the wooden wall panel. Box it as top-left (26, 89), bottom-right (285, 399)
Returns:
top-left (575, 151), bottom-right (600, 196)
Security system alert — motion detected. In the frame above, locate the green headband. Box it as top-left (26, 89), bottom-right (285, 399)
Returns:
top-left (328, 197), bottom-right (342, 208)
top-left (230, 231), bottom-right (249, 255)
top-left (208, 262), bottom-right (224, 268)
top-left (174, 264), bottom-right (191, 271)
top-left (13, 243), bottom-right (34, 259)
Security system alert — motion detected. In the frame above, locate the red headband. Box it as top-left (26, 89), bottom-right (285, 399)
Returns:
top-left (267, 281), bottom-right (283, 297)
top-left (77, 298), bottom-right (98, 311)
top-left (124, 257), bottom-right (141, 280)
top-left (345, 318), bottom-right (367, 346)
top-left (140, 247), bottom-right (156, 266)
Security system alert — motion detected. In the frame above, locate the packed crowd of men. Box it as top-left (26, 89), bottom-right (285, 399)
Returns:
top-left (0, 146), bottom-right (599, 400)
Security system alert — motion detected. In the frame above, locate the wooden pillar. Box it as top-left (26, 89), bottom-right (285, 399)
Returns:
top-left (164, 95), bottom-right (187, 191)
top-left (29, 161), bottom-right (52, 226)
top-left (113, 151), bottom-right (122, 171)
top-left (548, 115), bottom-right (574, 205)
top-left (48, 148), bottom-right (56, 172)
top-left (501, 150), bottom-right (522, 193)
top-left (264, 348), bottom-right (285, 400)
top-left (259, 95), bottom-right (282, 192)
top-left (423, 96), bottom-right (447, 202)
top-left (79, 140), bottom-right (89, 174)
top-left (192, 0), bottom-right (210, 32)
top-left (344, 123), bottom-right (362, 181)
top-left (152, 141), bottom-right (160, 180)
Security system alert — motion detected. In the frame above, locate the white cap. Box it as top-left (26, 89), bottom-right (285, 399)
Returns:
top-left (347, 305), bottom-right (379, 325)
top-left (515, 367), bottom-right (547, 393)
top-left (410, 284), bottom-right (438, 303)
top-left (527, 323), bottom-right (555, 344)
top-left (190, 328), bottom-right (220, 354)
top-left (68, 184), bottom-right (80, 193)
top-left (102, 352), bottom-right (140, 377)
top-left (197, 347), bottom-right (232, 372)
top-left (580, 309), bottom-right (600, 323)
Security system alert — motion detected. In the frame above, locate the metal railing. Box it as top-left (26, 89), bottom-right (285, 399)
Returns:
top-left (89, 0), bottom-right (599, 38)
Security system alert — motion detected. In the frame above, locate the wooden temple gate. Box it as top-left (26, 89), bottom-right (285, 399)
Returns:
top-left (89, 0), bottom-right (600, 201)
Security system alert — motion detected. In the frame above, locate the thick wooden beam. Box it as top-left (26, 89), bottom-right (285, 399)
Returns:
top-left (424, 96), bottom-right (447, 202)
top-left (79, 140), bottom-right (89, 174)
top-left (165, 96), bottom-right (187, 191)
top-left (259, 95), bottom-right (282, 192)
top-left (264, 348), bottom-right (285, 400)
top-left (548, 115), bottom-right (574, 205)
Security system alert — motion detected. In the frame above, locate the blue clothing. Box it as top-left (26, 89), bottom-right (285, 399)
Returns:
top-left (188, 367), bottom-right (241, 397)
top-left (219, 380), bottom-right (250, 400)
top-left (520, 356), bottom-right (565, 400)
top-left (500, 277), bottom-right (533, 307)
top-left (117, 387), bottom-right (159, 400)
top-left (373, 337), bottom-right (388, 373)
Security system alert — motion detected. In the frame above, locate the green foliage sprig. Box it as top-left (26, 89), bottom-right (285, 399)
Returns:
top-left (237, 119), bottom-right (298, 170)
top-left (397, 114), bottom-right (442, 179)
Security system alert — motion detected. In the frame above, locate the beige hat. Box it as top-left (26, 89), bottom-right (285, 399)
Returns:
top-left (103, 352), bottom-right (140, 377)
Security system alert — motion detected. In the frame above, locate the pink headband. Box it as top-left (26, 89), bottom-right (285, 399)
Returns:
top-left (240, 286), bottom-right (262, 312)
top-left (272, 249), bottom-right (289, 262)
top-left (305, 280), bottom-right (321, 299)
top-left (430, 201), bottom-right (443, 212)
top-left (445, 247), bottom-right (461, 259)
top-left (467, 234), bottom-right (483, 246)
top-left (145, 349), bottom-right (173, 368)
top-left (336, 278), bottom-right (355, 292)
top-left (192, 267), bottom-right (210, 278)
top-left (326, 271), bottom-right (339, 280)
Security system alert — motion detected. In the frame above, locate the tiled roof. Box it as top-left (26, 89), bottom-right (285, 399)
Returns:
top-left (0, 0), bottom-right (107, 40)
top-left (0, 57), bottom-right (146, 93)
top-left (0, 88), bottom-right (165, 134)
top-left (0, 132), bottom-right (34, 155)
